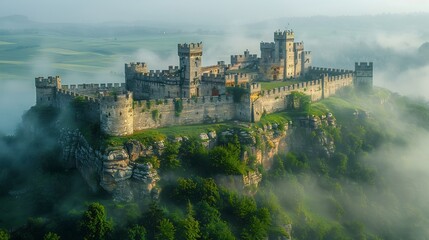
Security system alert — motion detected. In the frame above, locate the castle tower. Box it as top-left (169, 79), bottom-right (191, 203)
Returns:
top-left (301, 51), bottom-right (312, 75)
top-left (125, 62), bottom-right (148, 92)
top-left (260, 42), bottom-right (275, 64)
top-left (100, 91), bottom-right (134, 136)
top-left (35, 76), bottom-right (61, 107)
top-left (355, 62), bottom-right (373, 91)
top-left (274, 30), bottom-right (295, 80)
top-left (294, 42), bottom-right (304, 76)
top-left (178, 42), bottom-right (203, 98)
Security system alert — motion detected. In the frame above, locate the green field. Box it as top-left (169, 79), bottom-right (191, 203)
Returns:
top-left (0, 32), bottom-right (227, 82)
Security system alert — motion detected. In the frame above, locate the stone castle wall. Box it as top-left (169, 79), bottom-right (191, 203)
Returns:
top-left (131, 95), bottom-right (244, 131)
top-left (308, 66), bottom-right (353, 76)
top-left (323, 73), bottom-right (354, 98)
top-left (61, 83), bottom-right (125, 96)
top-left (55, 88), bottom-right (100, 123)
top-left (252, 72), bottom-right (354, 122)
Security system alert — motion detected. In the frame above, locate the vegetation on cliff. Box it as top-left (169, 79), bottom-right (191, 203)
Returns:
top-left (1, 87), bottom-right (429, 239)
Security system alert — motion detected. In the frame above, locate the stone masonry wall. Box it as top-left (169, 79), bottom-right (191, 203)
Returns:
top-left (56, 89), bottom-right (100, 123)
top-left (252, 73), bottom-right (354, 122)
top-left (132, 95), bottom-right (240, 131)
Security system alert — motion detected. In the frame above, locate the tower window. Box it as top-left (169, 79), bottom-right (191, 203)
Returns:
top-left (195, 71), bottom-right (198, 77)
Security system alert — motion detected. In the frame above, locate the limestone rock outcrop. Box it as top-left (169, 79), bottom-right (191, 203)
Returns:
top-left (59, 129), bottom-right (160, 202)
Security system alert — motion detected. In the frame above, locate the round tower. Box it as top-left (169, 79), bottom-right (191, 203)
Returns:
top-left (35, 76), bottom-right (61, 107)
top-left (178, 42), bottom-right (203, 97)
top-left (100, 91), bottom-right (134, 136)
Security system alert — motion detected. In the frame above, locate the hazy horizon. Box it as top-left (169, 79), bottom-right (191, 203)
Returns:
top-left (1, 0), bottom-right (429, 25)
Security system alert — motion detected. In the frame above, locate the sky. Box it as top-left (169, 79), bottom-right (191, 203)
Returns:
top-left (1, 0), bottom-right (429, 24)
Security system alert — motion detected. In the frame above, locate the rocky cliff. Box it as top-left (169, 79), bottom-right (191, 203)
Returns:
top-left (59, 130), bottom-right (160, 202)
top-left (58, 115), bottom-right (335, 202)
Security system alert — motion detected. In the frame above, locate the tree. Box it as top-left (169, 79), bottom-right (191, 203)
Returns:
top-left (333, 153), bottom-right (348, 176)
top-left (155, 219), bottom-right (175, 240)
top-left (79, 202), bottom-right (113, 240)
top-left (230, 195), bottom-right (257, 220)
top-left (174, 178), bottom-right (197, 202)
top-left (143, 202), bottom-right (165, 239)
top-left (179, 137), bottom-right (208, 171)
top-left (127, 225), bottom-right (146, 240)
top-left (240, 216), bottom-right (268, 240)
top-left (284, 152), bottom-right (309, 173)
top-left (198, 178), bottom-right (220, 206)
top-left (196, 202), bottom-right (235, 240)
top-left (0, 229), bottom-right (10, 240)
top-left (43, 232), bottom-right (61, 240)
top-left (201, 219), bottom-right (235, 240)
top-left (209, 146), bottom-right (244, 175)
top-left (179, 202), bottom-right (201, 240)
top-left (161, 142), bottom-right (181, 170)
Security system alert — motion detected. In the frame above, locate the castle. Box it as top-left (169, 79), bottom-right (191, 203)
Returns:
top-left (35, 30), bottom-right (373, 136)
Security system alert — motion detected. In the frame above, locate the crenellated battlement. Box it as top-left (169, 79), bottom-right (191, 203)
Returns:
top-left (294, 42), bottom-right (304, 51)
top-left (260, 42), bottom-right (275, 49)
top-left (230, 49), bottom-right (258, 65)
top-left (258, 72), bottom-right (353, 97)
top-left (125, 62), bottom-right (148, 69)
top-left (274, 30), bottom-right (294, 40)
top-left (202, 73), bottom-right (224, 82)
top-left (308, 66), bottom-right (354, 75)
top-left (249, 83), bottom-right (261, 93)
top-left (61, 83), bottom-right (125, 91)
top-left (133, 71), bottom-right (180, 83)
top-left (125, 62), bottom-right (148, 76)
top-left (100, 91), bottom-right (133, 103)
top-left (56, 88), bottom-right (99, 103)
top-left (326, 73), bottom-right (354, 82)
top-left (35, 76), bottom-right (61, 88)
top-left (355, 62), bottom-right (373, 70)
top-left (355, 62), bottom-right (373, 91)
top-left (178, 42), bottom-right (203, 54)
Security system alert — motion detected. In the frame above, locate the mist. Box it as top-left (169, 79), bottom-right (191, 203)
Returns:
top-left (1, 8), bottom-right (429, 238)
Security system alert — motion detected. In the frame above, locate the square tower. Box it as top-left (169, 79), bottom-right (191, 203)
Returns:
top-left (355, 62), bottom-right (373, 92)
top-left (178, 42), bottom-right (203, 97)
top-left (274, 30), bottom-right (295, 79)
top-left (35, 76), bottom-right (61, 106)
